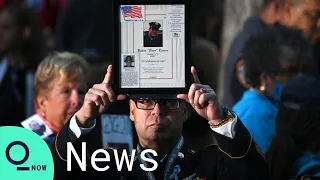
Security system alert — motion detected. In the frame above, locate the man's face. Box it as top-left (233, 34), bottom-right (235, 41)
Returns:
top-left (283, 0), bottom-right (320, 41)
top-left (148, 27), bottom-right (159, 37)
top-left (129, 99), bottom-right (186, 143)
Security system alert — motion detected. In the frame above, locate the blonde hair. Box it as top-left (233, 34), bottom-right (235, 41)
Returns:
top-left (33, 52), bottom-right (89, 97)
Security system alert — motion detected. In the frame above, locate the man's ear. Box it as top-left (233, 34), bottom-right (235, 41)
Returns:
top-left (182, 102), bottom-right (192, 122)
top-left (129, 100), bottom-right (135, 122)
top-left (183, 108), bottom-right (189, 122)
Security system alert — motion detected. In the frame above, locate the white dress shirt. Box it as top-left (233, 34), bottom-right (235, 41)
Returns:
top-left (69, 113), bottom-right (238, 140)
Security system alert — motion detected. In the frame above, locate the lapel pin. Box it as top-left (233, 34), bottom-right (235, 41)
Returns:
top-left (178, 152), bottom-right (184, 158)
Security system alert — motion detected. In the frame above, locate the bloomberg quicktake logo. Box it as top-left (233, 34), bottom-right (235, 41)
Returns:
top-left (6, 141), bottom-right (47, 171)
top-left (0, 126), bottom-right (54, 180)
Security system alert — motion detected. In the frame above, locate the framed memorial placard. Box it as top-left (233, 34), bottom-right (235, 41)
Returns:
top-left (113, 0), bottom-right (191, 97)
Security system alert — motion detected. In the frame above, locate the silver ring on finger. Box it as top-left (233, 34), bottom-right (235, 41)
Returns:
top-left (200, 87), bottom-right (206, 93)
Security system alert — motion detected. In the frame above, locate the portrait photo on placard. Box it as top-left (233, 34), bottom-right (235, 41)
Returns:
top-left (143, 20), bottom-right (163, 47)
top-left (123, 55), bottom-right (135, 68)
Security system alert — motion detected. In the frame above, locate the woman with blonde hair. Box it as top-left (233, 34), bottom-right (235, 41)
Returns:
top-left (21, 52), bottom-right (89, 144)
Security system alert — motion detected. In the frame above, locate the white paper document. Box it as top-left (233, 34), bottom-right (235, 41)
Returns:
top-left (119, 5), bottom-right (185, 88)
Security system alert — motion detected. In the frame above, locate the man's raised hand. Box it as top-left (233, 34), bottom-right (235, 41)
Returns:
top-left (75, 65), bottom-right (126, 126)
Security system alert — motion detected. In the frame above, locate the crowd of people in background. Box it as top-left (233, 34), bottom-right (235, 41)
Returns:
top-left (0, 0), bottom-right (320, 179)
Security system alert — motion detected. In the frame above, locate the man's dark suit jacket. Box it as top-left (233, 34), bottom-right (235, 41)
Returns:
top-left (143, 34), bottom-right (163, 47)
top-left (50, 116), bottom-right (269, 180)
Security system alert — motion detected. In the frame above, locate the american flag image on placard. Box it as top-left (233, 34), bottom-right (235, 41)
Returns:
top-left (121, 6), bottom-right (143, 18)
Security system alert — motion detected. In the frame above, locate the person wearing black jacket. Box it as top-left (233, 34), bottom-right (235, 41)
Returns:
top-left (51, 65), bottom-right (269, 180)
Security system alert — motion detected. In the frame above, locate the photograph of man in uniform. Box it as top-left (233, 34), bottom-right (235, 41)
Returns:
top-left (143, 21), bottom-right (163, 47)
top-left (124, 55), bottom-right (135, 67)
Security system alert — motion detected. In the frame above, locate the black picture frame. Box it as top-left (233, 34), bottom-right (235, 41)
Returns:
top-left (113, 0), bottom-right (191, 99)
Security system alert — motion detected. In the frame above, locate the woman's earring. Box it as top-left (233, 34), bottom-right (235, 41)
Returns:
top-left (260, 85), bottom-right (266, 91)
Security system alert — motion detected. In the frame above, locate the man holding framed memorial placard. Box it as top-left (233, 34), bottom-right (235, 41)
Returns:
top-left (50, 1), bottom-right (269, 180)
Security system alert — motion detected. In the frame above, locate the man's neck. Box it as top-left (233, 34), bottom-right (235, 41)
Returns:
top-left (139, 135), bottom-right (181, 161)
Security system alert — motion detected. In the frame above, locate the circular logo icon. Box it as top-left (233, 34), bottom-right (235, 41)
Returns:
top-left (0, 126), bottom-right (54, 180)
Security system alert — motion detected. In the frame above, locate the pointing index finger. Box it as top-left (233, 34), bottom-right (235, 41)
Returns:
top-left (191, 66), bottom-right (201, 84)
top-left (103, 65), bottom-right (112, 84)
